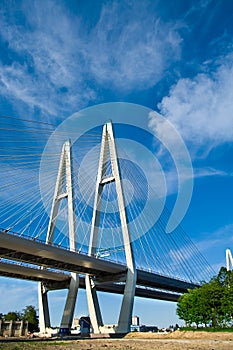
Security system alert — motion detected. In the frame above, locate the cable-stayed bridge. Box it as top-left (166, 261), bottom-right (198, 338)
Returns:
top-left (0, 230), bottom-right (196, 295)
top-left (0, 113), bottom-right (214, 334)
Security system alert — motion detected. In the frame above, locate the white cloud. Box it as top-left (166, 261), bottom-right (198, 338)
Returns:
top-left (0, 0), bottom-right (182, 117)
top-left (0, 1), bottom-right (96, 118)
top-left (194, 167), bottom-right (231, 178)
top-left (0, 279), bottom-right (38, 313)
top-left (195, 224), bottom-right (233, 271)
top-left (196, 224), bottom-right (233, 251)
top-left (158, 53), bottom-right (233, 145)
top-left (87, 2), bottom-right (182, 90)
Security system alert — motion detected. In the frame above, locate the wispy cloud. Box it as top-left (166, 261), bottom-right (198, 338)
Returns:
top-left (196, 224), bottom-right (233, 251)
top-left (0, 1), bottom-right (96, 118)
top-left (194, 167), bottom-right (231, 178)
top-left (0, 279), bottom-right (37, 313)
top-left (158, 52), bottom-right (233, 146)
top-left (87, 2), bottom-right (182, 90)
top-left (195, 224), bottom-right (233, 271)
top-left (0, 0), bottom-right (182, 118)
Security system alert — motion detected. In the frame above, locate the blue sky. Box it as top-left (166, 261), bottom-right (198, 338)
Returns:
top-left (0, 0), bottom-right (233, 328)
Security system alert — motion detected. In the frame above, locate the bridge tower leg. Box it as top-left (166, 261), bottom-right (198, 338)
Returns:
top-left (86, 121), bottom-right (136, 334)
top-left (38, 140), bottom-right (79, 334)
top-left (60, 272), bottom-right (79, 330)
top-left (38, 282), bottom-right (50, 333)
top-left (226, 249), bottom-right (233, 271)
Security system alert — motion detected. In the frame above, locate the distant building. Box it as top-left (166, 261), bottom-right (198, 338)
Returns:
top-left (71, 316), bottom-right (91, 334)
top-left (143, 325), bottom-right (158, 332)
top-left (130, 316), bottom-right (158, 333)
top-left (132, 315), bottom-right (140, 326)
top-left (130, 324), bottom-right (141, 332)
top-left (130, 324), bottom-right (158, 332)
top-left (79, 316), bottom-right (91, 334)
top-left (72, 317), bottom-right (80, 329)
top-left (71, 317), bottom-right (80, 334)
top-left (0, 320), bottom-right (28, 337)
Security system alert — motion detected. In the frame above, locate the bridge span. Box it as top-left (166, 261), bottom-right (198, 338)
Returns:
top-left (0, 120), bottom-right (213, 335)
top-left (0, 260), bottom-right (181, 302)
top-left (0, 230), bottom-right (198, 295)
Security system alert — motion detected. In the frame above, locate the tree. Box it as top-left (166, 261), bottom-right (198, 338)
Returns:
top-left (220, 268), bottom-right (233, 323)
top-left (22, 305), bottom-right (39, 332)
top-left (4, 311), bottom-right (22, 321)
top-left (177, 267), bottom-right (233, 328)
top-left (177, 287), bottom-right (210, 328)
top-left (177, 291), bottom-right (195, 326)
top-left (215, 267), bottom-right (233, 287)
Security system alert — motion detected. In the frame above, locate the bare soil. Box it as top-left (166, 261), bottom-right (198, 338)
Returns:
top-left (0, 331), bottom-right (233, 350)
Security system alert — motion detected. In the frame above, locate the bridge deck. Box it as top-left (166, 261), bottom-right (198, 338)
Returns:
top-left (0, 261), bottom-right (70, 283)
top-left (0, 260), bottom-right (181, 302)
top-left (0, 231), bottom-right (126, 277)
top-left (0, 231), bottom-right (199, 294)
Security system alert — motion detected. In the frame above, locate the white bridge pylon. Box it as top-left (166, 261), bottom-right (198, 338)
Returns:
top-left (38, 140), bottom-right (79, 334)
top-left (226, 249), bottom-right (233, 271)
top-left (38, 121), bottom-right (136, 334)
top-left (86, 121), bottom-right (136, 334)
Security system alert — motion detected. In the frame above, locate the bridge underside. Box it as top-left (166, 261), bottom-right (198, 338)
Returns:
top-left (0, 230), bottom-right (198, 333)
top-left (0, 231), bottom-right (198, 294)
top-left (0, 260), bottom-right (181, 302)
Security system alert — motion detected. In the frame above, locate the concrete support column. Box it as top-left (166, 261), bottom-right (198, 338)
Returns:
top-left (60, 273), bottom-right (79, 331)
top-left (85, 275), bottom-right (103, 333)
top-left (117, 268), bottom-right (137, 333)
top-left (38, 282), bottom-right (51, 333)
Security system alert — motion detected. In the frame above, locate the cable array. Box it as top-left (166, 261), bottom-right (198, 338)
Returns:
top-left (0, 116), bottom-right (214, 284)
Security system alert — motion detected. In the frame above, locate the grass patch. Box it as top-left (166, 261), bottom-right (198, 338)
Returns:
top-left (180, 327), bottom-right (233, 332)
top-left (0, 340), bottom-right (70, 349)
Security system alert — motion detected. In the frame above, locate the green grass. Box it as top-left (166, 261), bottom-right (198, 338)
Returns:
top-left (0, 340), bottom-right (70, 349)
top-left (180, 326), bottom-right (233, 332)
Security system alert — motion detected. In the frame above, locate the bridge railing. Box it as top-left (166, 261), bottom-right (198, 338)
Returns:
top-left (0, 227), bottom-right (126, 266)
top-left (0, 227), bottom-right (202, 285)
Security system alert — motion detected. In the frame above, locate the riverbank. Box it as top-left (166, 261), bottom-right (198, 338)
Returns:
top-left (0, 331), bottom-right (233, 350)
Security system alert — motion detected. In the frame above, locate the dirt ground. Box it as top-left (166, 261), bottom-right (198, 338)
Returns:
top-left (0, 331), bottom-right (233, 350)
